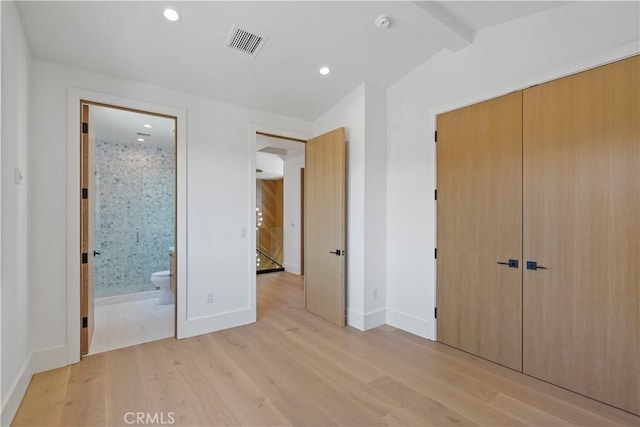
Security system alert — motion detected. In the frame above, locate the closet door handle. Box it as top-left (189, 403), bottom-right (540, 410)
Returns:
top-left (526, 261), bottom-right (547, 270)
top-left (497, 259), bottom-right (518, 268)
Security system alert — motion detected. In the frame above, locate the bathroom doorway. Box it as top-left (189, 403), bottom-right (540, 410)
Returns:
top-left (80, 102), bottom-right (177, 355)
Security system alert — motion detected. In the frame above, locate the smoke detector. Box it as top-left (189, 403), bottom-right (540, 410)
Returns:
top-left (225, 25), bottom-right (267, 57)
top-left (375, 15), bottom-right (391, 29)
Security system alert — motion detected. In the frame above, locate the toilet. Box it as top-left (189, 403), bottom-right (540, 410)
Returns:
top-left (151, 270), bottom-right (174, 305)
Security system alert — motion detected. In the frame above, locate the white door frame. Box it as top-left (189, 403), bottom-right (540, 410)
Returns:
top-left (66, 88), bottom-right (188, 364)
top-left (248, 125), bottom-right (310, 318)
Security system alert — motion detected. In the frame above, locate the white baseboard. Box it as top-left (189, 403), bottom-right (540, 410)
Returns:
top-left (185, 307), bottom-right (255, 338)
top-left (387, 309), bottom-right (434, 340)
top-left (347, 309), bottom-right (365, 330)
top-left (283, 263), bottom-right (301, 275)
top-left (1, 356), bottom-right (32, 427)
top-left (363, 308), bottom-right (386, 330)
top-left (347, 308), bottom-right (387, 331)
top-left (30, 345), bottom-right (69, 374)
top-left (95, 290), bottom-right (159, 307)
top-left (1, 345), bottom-right (73, 426)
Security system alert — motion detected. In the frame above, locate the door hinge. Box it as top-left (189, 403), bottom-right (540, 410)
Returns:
top-left (82, 317), bottom-right (88, 328)
top-left (434, 307), bottom-right (437, 319)
top-left (82, 188), bottom-right (88, 199)
top-left (82, 122), bottom-right (88, 134)
top-left (434, 130), bottom-right (437, 142)
top-left (434, 189), bottom-right (437, 200)
top-left (82, 252), bottom-right (88, 264)
top-left (434, 248), bottom-right (437, 259)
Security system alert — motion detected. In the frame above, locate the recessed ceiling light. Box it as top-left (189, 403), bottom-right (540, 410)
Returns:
top-left (319, 66), bottom-right (331, 76)
top-left (163, 8), bottom-right (180, 22)
top-left (143, 124), bottom-right (153, 128)
top-left (137, 138), bottom-right (145, 142)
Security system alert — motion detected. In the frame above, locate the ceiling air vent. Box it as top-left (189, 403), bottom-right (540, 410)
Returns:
top-left (225, 25), bottom-right (267, 57)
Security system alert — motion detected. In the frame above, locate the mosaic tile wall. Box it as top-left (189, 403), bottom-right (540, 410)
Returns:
top-left (94, 139), bottom-right (175, 298)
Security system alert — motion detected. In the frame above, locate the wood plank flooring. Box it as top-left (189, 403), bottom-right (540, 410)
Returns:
top-left (12, 272), bottom-right (640, 426)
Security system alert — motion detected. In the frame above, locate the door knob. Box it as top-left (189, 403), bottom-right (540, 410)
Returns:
top-left (329, 249), bottom-right (343, 256)
top-left (93, 251), bottom-right (101, 256)
top-left (526, 261), bottom-right (547, 270)
top-left (497, 259), bottom-right (519, 268)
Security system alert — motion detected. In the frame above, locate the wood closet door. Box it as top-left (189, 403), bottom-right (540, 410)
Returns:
top-left (523, 56), bottom-right (639, 415)
top-left (437, 92), bottom-right (523, 371)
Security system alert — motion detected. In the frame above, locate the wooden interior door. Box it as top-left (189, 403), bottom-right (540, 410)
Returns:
top-left (80, 103), bottom-right (95, 356)
top-left (523, 56), bottom-right (639, 414)
top-left (304, 128), bottom-right (346, 326)
top-left (436, 92), bottom-right (523, 371)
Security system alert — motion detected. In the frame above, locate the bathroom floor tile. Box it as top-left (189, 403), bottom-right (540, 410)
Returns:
top-left (89, 297), bottom-right (174, 355)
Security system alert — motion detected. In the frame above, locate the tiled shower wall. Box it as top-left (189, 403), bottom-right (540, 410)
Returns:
top-left (94, 139), bottom-right (175, 298)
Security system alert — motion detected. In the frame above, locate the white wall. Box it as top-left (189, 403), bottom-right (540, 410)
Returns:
top-left (363, 86), bottom-right (386, 325)
top-left (313, 83), bottom-right (387, 330)
top-left (386, 1), bottom-right (640, 340)
top-left (1, 2), bottom-right (31, 424)
top-left (28, 59), bottom-right (312, 371)
top-left (283, 153), bottom-right (304, 275)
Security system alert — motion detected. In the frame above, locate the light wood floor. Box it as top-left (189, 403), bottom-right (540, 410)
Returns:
top-left (13, 272), bottom-right (640, 426)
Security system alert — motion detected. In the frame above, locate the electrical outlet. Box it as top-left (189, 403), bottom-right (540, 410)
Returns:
top-left (206, 291), bottom-right (214, 303)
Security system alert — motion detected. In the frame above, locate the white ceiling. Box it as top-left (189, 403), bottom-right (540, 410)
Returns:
top-left (424, 1), bottom-right (570, 34)
top-left (256, 134), bottom-right (304, 159)
top-left (16, 1), bottom-right (569, 121)
top-left (256, 134), bottom-right (305, 180)
top-left (91, 105), bottom-right (176, 148)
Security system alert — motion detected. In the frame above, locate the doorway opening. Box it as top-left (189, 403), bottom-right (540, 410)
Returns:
top-left (80, 101), bottom-right (178, 356)
top-left (255, 132), bottom-right (305, 275)
top-left (252, 127), bottom-right (346, 327)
